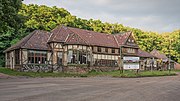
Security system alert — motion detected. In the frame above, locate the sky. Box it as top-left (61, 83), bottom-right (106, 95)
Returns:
top-left (23, 0), bottom-right (180, 33)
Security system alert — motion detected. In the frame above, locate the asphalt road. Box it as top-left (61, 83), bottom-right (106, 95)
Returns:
top-left (0, 75), bottom-right (180, 101)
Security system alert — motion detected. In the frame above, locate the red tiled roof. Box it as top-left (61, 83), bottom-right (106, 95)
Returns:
top-left (68, 27), bottom-right (119, 47)
top-left (5, 26), bottom-right (136, 52)
top-left (114, 32), bottom-right (131, 45)
top-left (4, 30), bottom-right (51, 52)
top-left (138, 49), bottom-right (154, 58)
top-left (150, 49), bottom-right (168, 59)
top-left (49, 26), bottom-right (72, 43)
top-left (48, 26), bottom-right (131, 48)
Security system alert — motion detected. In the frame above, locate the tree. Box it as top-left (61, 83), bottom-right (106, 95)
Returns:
top-left (19, 4), bottom-right (71, 31)
top-left (0, 0), bottom-right (23, 66)
top-left (4, 3), bottom-right (180, 64)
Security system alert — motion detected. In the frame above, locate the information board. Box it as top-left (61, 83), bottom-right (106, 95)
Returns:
top-left (123, 57), bottom-right (140, 70)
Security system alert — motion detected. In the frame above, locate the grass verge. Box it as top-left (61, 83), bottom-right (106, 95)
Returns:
top-left (87, 70), bottom-right (177, 78)
top-left (0, 67), bottom-right (177, 78)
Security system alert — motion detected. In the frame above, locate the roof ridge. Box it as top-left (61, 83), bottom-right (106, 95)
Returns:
top-left (64, 33), bottom-right (71, 42)
top-left (51, 25), bottom-right (62, 32)
top-left (113, 35), bottom-right (120, 47)
top-left (47, 32), bottom-right (53, 43)
top-left (67, 26), bottom-right (113, 36)
top-left (122, 32), bottom-right (132, 45)
top-left (64, 26), bottom-right (74, 42)
top-left (52, 26), bottom-right (63, 42)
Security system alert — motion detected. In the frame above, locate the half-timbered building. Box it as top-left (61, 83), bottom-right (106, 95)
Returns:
top-left (4, 26), bottom-right (140, 72)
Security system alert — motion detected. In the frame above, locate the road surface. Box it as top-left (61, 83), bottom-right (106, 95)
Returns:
top-left (0, 75), bottom-right (180, 101)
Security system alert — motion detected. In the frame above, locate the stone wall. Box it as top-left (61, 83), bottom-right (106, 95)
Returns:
top-left (18, 64), bottom-right (63, 72)
top-left (17, 64), bottom-right (119, 73)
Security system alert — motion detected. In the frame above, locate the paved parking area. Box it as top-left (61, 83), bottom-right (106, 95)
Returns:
top-left (0, 75), bottom-right (180, 101)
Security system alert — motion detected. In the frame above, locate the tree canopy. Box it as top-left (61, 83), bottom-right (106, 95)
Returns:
top-left (1, 3), bottom-right (180, 66)
top-left (0, 0), bottom-right (23, 66)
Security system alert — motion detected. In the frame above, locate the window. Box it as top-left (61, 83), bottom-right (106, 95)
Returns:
top-left (94, 54), bottom-right (118, 67)
top-left (112, 49), bottom-right (115, 53)
top-left (79, 51), bottom-right (87, 64)
top-left (105, 48), bottom-right (108, 53)
top-left (15, 50), bottom-right (20, 64)
top-left (68, 50), bottom-right (77, 64)
top-left (97, 47), bottom-right (101, 52)
top-left (7, 52), bottom-right (10, 59)
top-left (28, 50), bottom-right (47, 64)
top-left (68, 50), bottom-right (89, 64)
top-left (57, 52), bottom-right (63, 65)
top-left (127, 48), bottom-right (135, 53)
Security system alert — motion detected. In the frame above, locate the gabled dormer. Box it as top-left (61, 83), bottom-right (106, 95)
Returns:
top-left (114, 32), bottom-right (139, 56)
top-left (124, 32), bottom-right (139, 48)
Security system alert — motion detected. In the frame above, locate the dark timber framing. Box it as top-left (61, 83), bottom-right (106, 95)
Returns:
top-left (5, 25), bottom-right (172, 72)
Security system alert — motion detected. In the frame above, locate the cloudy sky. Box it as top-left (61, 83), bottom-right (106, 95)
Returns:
top-left (23, 0), bottom-right (180, 33)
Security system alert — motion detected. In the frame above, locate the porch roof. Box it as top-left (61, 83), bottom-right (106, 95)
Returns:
top-left (138, 49), bottom-right (154, 58)
top-left (150, 49), bottom-right (168, 59)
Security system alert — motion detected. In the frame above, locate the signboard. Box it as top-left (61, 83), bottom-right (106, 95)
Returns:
top-left (123, 57), bottom-right (140, 70)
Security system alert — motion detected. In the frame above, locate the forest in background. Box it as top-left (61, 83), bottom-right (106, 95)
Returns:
top-left (0, 0), bottom-right (179, 66)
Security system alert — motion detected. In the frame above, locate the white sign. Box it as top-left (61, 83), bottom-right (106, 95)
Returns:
top-left (123, 63), bottom-right (139, 69)
top-left (123, 57), bottom-right (140, 70)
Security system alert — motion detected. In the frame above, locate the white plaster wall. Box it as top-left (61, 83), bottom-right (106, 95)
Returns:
top-left (47, 52), bottom-right (51, 64)
top-left (22, 50), bottom-right (28, 64)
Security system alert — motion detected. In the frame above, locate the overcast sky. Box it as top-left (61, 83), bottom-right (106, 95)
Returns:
top-left (23, 0), bottom-right (180, 33)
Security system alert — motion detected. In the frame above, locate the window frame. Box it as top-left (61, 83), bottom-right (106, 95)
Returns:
top-left (28, 50), bottom-right (47, 64)
top-left (105, 48), bottom-right (108, 53)
top-left (112, 49), bottom-right (115, 53)
top-left (97, 47), bottom-right (101, 53)
top-left (15, 50), bottom-right (20, 65)
top-left (57, 51), bottom-right (63, 65)
top-left (67, 49), bottom-right (89, 65)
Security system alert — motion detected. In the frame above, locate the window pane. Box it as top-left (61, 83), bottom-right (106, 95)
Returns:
top-left (15, 50), bottom-right (20, 64)
top-left (79, 52), bottom-right (87, 64)
top-left (35, 57), bottom-right (38, 64)
top-left (28, 50), bottom-right (47, 64)
top-left (68, 50), bottom-right (73, 63)
top-left (98, 47), bottom-right (101, 52)
top-left (57, 52), bottom-right (63, 65)
top-left (28, 57), bottom-right (31, 63)
top-left (112, 49), bottom-right (115, 53)
top-left (105, 48), bottom-right (108, 53)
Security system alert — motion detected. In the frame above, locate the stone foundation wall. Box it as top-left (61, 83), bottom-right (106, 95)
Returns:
top-left (17, 64), bottom-right (119, 73)
top-left (17, 64), bottom-right (63, 72)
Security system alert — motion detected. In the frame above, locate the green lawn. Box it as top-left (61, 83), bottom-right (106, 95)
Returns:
top-left (87, 70), bottom-right (177, 78)
top-left (0, 67), bottom-right (177, 78)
